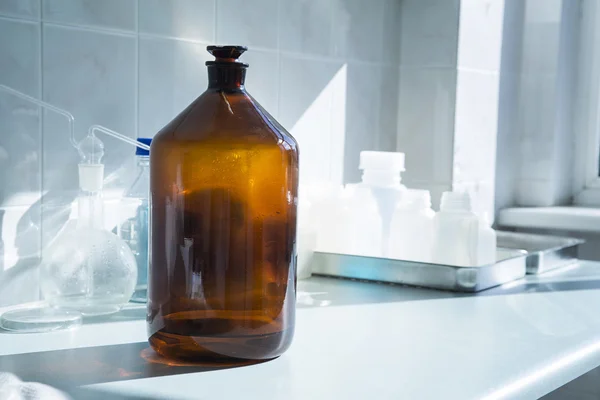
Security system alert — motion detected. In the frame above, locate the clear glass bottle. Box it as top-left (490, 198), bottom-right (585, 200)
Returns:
top-left (119, 138), bottom-right (151, 303)
top-left (148, 46), bottom-right (299, 361)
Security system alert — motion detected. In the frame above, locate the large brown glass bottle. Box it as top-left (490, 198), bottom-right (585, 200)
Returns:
top-left (148, 46), bottom-right (299, 361)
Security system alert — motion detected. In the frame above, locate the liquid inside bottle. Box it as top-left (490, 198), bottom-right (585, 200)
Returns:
top-left (148, 45), bottom-right (299, 361)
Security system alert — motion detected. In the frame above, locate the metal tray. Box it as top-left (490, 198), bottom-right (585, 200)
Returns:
top-left (311, 248), bottom-right (526, 293)
top-left (496, 231), bottom-right (583, 274)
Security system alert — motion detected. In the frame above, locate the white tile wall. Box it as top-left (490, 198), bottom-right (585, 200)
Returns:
top-left (216, 0), bottom-right (279, 49)
top-left (242, 49), bottom-right (280, 117)
top-left (457, 0), bottom-right (505, 71)
top-left (279, 55), bottom-right (344, 184)
top-left (138, 36), bottom-right (210, 137)
top-left (400, 0), bottom-right (459, 68)
top-left (453, 0), bottom-right (504, 221)
top-left (397, 0), bottom-right (460, 207)
top-left (517, 179), bottom-right (557, 206)
top-left (0, 19), bottom-right (40, 97)
top-left (494, 0), bottom-right (524, 214)
top-left (43, 0), bottom-right (137, 32)
top-left (139, 0), bottom-right (215, 42)
top-left (397, 67), bottom-right (456, 186)
top-left (0, 17), bottom-right (41, 252)
top-left (0, 0), bottom-right (40, 20)
top-left (453, 70), bottom-right (500, 185)
top-left (0, 0), bottom-right (404, 282)
top-left (508, 0), bottom-right (578, 207)
top-left (279, 0), bottom-right (333, 57)
top-left (331, 0), bottom-right (386, 62)
top-left (42, 24), bottom-right (137, 192)
top-left (343, 63), bottom-right (383, 182)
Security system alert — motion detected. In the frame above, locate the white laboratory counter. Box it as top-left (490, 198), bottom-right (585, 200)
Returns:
top-left (3, 261), bottom-right (600, 399)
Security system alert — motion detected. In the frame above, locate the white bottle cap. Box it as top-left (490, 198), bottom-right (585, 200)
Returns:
top-left (440, 191), bottom-right (472, 212)
top-left (359, 151), bottom-right (405, 172)
top-left (78, 164), bottom-right (104, 192)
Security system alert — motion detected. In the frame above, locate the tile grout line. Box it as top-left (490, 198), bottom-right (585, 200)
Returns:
top-left (0, 14), bottom-right (39, 23)
top-left (41, 20), bottom-right (136, 37)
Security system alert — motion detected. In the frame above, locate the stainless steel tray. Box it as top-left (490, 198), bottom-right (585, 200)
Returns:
top-left (311, 248), bottom-right (526, 293)
top-left (496, 231), bottom-right (583, 274)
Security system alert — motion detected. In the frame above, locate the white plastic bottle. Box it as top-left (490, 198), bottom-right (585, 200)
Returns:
top-left (356, 151), bottom-right (407, 256)
top-left (431, 192), bottom-right (496, 266)
top-left (347, 185), bottom-right (383, 257)
top-left (315, 185), bottom-right (382, 257)
top-left (388, 189), bottom-right (435, 262)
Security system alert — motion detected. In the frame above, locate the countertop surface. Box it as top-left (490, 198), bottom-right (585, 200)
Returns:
top-left (3, 261), bottom-right (600, 399)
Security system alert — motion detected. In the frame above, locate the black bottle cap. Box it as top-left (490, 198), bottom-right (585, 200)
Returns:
top-left (206, 45), bottom-right (249, 67)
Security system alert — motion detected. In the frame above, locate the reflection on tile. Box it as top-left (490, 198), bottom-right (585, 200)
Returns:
top-left (279, 0), bottom-right (332, 56)
top-left (279, 55), bottom-right (344, 184)
top-left (457, 0), bottom-right (505, 71)
top-left (42, 0), bottom-right (136, 31)
top-left (243, 49), bottom-right (279, 118)
top-left (43, 25), bottom-right (136, 193)
top-left (139, 0), bottom-right (215, 42)
top-left (0, 19), bottom-right (41, 208)
top-left (397, 67), bottom-right (456, 184)
top-left (138, 36), bottom-right (210, 138)
top-left (216, 0), bottom-right (278, 49)
top-left (0, 0), bottom-right (40, 20)
top-left (331, 0), bottom-right (385, 62)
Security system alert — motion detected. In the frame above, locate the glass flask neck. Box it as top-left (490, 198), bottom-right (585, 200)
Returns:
top-left (207, 65), bottom-right (246, 91)
top-left (77, 192), bottom-right (104, 229)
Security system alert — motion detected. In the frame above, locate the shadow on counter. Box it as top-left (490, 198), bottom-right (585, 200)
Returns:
top-left (0, 341), bottom-right (261, 389)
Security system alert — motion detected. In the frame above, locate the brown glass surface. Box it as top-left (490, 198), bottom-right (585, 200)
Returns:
top-left (148, 46), bottom-right (299, 362)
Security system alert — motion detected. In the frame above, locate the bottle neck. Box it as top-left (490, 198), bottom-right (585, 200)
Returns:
top-left (207, 65), bottom-right (246, 91)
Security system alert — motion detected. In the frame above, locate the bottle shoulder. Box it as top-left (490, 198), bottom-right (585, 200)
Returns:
top-left (152, 89), bottom-right (298, 153)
